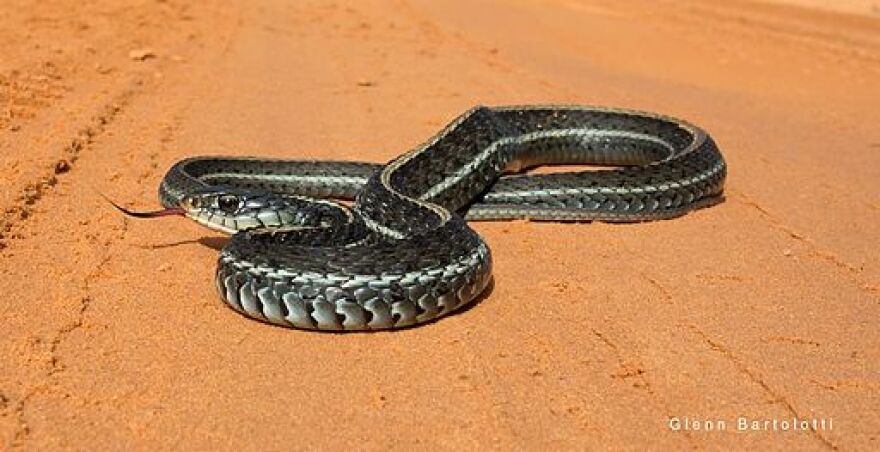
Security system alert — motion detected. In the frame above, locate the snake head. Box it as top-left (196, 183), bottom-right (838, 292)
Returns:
top-left (177, 189), bottom-right (344, 235)
top-left (110, 188), bottom-right (347, 235)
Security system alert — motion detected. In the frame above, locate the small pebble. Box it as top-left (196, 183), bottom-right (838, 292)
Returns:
top-left (128, 48), bottom-right (156, 61)
top-left (54, 159), bottom-right (71, 174)
top-left (782, 248), bottom-right (793, 256)
top-left (356, 79), bottom-right (375, 87)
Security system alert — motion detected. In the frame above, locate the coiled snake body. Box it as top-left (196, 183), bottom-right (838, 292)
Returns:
top-left (133, 105), bottom-right (726, 331)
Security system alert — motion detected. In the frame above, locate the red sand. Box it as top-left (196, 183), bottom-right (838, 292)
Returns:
top-left (1, 0), bottom-right (878, 449)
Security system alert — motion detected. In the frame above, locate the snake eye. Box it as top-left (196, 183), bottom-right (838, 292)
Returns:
top-left (217, 195), bottom-right (241, 213)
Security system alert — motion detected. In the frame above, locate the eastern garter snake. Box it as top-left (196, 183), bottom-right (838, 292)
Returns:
top-left (120, 105), bottom-right (726, 331)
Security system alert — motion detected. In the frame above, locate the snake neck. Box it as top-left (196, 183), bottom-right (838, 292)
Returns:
top-left (242, 204), bottom-right (372, 249)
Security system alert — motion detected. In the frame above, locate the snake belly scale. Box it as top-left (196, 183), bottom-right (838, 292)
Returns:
top-left (153, 105), bottom-right (726, 331)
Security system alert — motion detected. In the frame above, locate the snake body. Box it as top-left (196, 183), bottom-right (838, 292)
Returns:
top-left (156, 105), bottom-right (726, 331)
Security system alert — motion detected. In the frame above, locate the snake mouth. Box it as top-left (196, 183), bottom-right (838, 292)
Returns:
top-left (108, 200), bottom-right (186, 218)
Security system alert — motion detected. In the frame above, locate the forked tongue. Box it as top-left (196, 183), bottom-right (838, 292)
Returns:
top-left (106, 198), bottom-right (185, 218)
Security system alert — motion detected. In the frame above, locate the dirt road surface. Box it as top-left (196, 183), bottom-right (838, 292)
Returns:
top-left (2, 0), bottom-right (878, 450)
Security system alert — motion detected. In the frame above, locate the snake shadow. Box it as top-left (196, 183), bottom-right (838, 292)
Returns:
top-left (141, 236), bottom-right (229, 251)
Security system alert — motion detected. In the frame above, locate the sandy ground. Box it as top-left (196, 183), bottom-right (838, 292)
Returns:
top-left (1, 0), bottom-right (878, 450)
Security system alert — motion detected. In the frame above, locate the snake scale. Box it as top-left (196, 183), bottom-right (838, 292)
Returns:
top-left (120, 105), bottom-right (726, 331)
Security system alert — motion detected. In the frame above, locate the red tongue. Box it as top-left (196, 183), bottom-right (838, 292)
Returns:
top-left (107, 199), bottom-right (185, 218)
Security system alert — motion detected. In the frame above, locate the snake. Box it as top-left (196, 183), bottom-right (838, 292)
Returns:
top-left (116, 105), bottom-right (726, 331)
